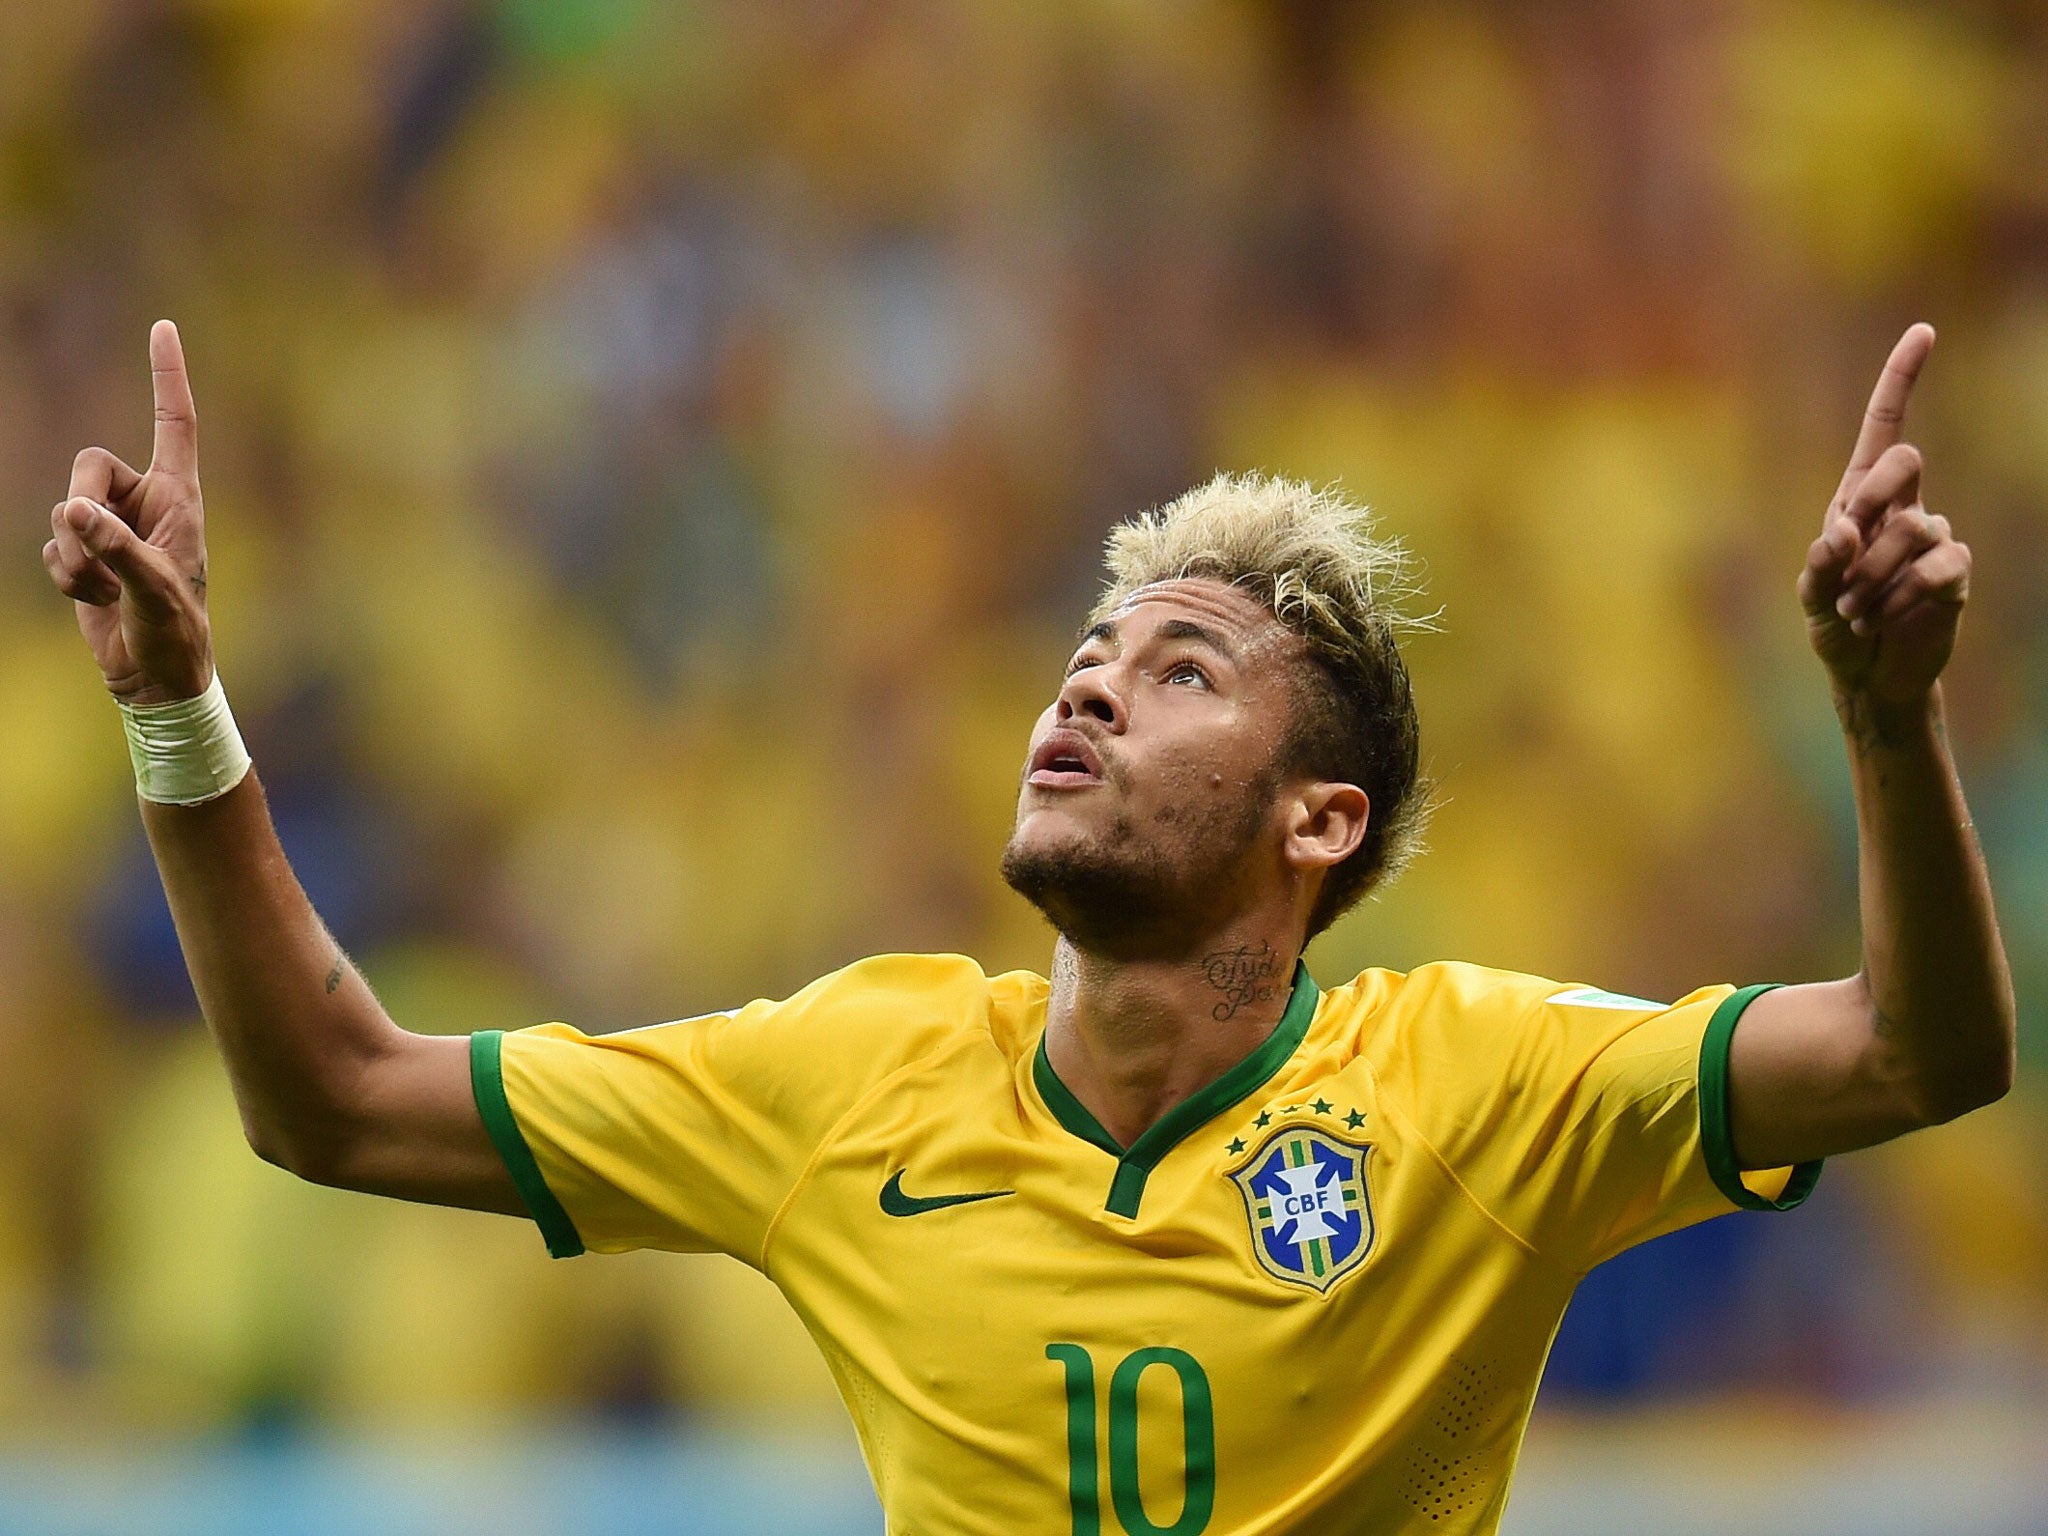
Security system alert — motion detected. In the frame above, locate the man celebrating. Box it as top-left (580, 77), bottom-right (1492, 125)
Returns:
top-left (44, 321), bottom-right (2012, 1534)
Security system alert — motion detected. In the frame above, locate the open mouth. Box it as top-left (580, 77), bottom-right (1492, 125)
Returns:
top-left (1027, 730), bottom-right (1105, 788)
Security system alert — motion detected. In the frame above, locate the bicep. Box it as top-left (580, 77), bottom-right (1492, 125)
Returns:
top-left (1726, 977), bottom-right (1919, 1168)
top-left (323, 1031), bottom-right (526, 1217)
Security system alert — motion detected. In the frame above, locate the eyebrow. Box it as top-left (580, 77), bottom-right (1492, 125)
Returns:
top-left (1071, 617), bottom-right (1238, 660)
top-left (1156, 618), bottom-right (1238, 660)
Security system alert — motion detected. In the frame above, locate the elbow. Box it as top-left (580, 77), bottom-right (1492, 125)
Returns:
top-left (1954, 1049), bottom-right (2016, 1120)
top-left (240, 1110), bottom-right (365, 1189)
top-left (1862, 974), bottom-right (2018, 1132)
top-left (241, 1118), bottom-right (324, 1182)
top-left (1901, 1044), bottom-right (2016, 1129)
top-left (242, 1118), bottom-right (292, 1173)
top-left (232, 1039), bottom-right (404, 1188)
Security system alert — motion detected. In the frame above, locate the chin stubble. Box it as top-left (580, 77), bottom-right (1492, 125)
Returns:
top-left (1000, 764), bottom-right (1277, 956)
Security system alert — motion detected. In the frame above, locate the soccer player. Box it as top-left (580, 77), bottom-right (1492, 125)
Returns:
top-left (44, 320), bottom-right (2011, 1534)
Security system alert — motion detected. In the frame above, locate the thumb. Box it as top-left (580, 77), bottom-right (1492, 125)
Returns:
top-left (1799, 520), bottom-right (1856, 619)
top-left (63, 499), bottom-right (175, 615)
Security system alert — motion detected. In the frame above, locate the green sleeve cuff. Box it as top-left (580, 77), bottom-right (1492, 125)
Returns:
top-left (1697, 984), bottom-right (1824, 1212)
top-left (470, 1030), bottom-right (585, 1258)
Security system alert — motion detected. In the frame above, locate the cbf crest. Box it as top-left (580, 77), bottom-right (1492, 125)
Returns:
top-left (1229, 1125), bottom-right (1375, 1294)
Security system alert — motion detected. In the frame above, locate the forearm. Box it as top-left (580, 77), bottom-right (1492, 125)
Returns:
top-left (48, 325), bottom-right (510, 1210)
top-left (141, 769), bottom-right (410, 1170)
top-left (1841, 684), bottom-right (2015, 1118)
top-left (1733, 324), bottom-right (2010, 1167)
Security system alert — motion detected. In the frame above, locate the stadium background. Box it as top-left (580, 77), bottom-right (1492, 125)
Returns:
top-left (2, 1), bottom-right (2045, 1531)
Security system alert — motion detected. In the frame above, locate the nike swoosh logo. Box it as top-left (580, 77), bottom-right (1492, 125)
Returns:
top-left (879, 1170), bottom-right (1015, 1217)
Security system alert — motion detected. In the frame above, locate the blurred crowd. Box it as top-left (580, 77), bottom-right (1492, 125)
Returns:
top-left (1, 0), bottom-right (2045, 1441)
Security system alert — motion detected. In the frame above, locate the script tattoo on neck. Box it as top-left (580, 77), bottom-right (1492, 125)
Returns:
top-left (324, 951), bottom-right (345, 995)
top-left (1203, 942), bottom-right (1284, 1022)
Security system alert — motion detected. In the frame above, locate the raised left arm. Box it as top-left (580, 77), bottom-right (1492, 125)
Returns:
top-left (1727, 324), bottom-right (2016, 1171)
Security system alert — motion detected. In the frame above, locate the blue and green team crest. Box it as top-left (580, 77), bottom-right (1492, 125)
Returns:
top-left (1230, 1126), bottom-right (1376, 1294)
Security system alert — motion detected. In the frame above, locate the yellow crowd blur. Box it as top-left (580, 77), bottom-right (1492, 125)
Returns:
top-left (0, 0), bottom-right (2043, 1442)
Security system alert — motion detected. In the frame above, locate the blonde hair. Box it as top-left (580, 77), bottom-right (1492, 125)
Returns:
top-left (1091, 472), bottom-right (1434, 928)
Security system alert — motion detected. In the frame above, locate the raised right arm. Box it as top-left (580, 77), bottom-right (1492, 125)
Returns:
top-left (42, 321), bottom-right (519, 1213)
top-left (139, 777), bottom-right (518, 1208)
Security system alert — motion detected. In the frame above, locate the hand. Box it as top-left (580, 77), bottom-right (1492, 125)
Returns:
top-left (1798, 324), bottom-right (1970, 713)
top-left (41, 321), bottom-right (213, 705)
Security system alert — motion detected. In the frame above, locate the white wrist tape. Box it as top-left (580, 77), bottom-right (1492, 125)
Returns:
top-left (118, 672), bottom-right (253, 805)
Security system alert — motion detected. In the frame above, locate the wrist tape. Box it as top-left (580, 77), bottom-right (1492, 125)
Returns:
top-left (118, 672), bottom-right (253, 805)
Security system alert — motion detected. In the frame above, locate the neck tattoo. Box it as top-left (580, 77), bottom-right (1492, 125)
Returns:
top-left (1202, 942), bottom-right (1284, 1022)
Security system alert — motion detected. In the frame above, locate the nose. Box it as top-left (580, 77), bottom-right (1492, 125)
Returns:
top-left (1056, 662), bottom-right (1127, 732)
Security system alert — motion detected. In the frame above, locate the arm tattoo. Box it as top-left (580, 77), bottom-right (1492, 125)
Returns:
top-left (324, 952), bottom-right (345, 994)
top-left (1202, 942), bottom-right (1283, 1022)
top-left (1834, 691), bottom-right (1943, 754)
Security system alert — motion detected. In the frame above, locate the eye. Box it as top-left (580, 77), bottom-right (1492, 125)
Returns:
top-left (1164, 660), bottom-right (1211, 688)
top-left (1065, 653), bottom-right (1100, 677)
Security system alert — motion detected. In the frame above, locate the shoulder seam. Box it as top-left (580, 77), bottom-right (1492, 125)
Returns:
top-left (1361, 1055), bottom-right (1545, 1263)
top-left (756, 1025), bottom-right (988, 1274)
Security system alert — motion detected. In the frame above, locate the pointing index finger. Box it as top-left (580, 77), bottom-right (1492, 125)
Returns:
top-left (1842, 322), bottom-right (1935, 483)
top-left (149, 319), bottom-right (199, 479)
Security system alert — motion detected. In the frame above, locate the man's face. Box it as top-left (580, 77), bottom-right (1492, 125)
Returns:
top-left (1000, 578), bottom-right (1305, 956)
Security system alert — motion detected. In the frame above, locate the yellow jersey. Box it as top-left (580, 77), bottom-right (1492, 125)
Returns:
top-left (469, 955), bottom-right (1819, 1535)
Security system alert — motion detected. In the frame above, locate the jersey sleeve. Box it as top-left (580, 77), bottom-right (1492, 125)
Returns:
top-left (468, 954), bottom-right (988, 1265)
top-left (1387, 965), bottom-right (1823, 1271)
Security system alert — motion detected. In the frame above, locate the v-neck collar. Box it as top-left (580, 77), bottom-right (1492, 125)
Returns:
top-left (1032, 961), bottom-right (1321, 1218)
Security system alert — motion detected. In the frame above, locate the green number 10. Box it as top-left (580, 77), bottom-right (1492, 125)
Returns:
top-left (1046, 1344), bottom-right (1215, 1536)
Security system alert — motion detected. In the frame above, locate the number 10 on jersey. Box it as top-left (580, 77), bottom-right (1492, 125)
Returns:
top-left (1046, 1344), bottom-right (1216, 1536)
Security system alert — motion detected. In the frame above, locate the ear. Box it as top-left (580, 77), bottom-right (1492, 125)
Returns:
top-left (1282, 781), bottom-right (1370, 874)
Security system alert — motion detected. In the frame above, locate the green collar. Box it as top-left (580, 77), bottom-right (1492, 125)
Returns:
top-left (1032, 960), bottom-right (1321, 1218)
